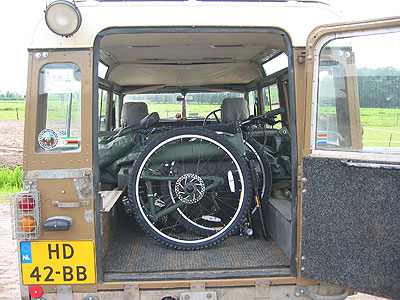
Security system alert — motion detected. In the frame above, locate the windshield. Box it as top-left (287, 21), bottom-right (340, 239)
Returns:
top-left (124, 92), bottom-right (243, 119)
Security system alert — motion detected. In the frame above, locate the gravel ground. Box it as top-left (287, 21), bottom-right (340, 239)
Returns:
top-left (0, 120), bottom-right (24, 167)
top-left (0, 202), bottom-right (21, 299)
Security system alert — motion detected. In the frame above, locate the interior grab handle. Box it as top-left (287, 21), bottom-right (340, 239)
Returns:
top-left (340, 160), bottom-right (400, 170)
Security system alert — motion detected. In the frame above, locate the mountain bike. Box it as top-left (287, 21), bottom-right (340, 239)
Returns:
top-left (122, 108), bottom-right (284, 250)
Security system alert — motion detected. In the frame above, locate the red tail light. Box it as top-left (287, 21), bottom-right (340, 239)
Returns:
top-left (18, 196), bottom-right (35, 212)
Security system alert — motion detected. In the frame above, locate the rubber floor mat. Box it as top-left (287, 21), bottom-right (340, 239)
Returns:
top-left (103, 216), bottom-right (290, 274)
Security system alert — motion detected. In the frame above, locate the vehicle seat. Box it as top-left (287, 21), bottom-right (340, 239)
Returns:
top-left (121, 102), bottom-right (149, 127)
top-left (220, 98), bottom-right (250, 123)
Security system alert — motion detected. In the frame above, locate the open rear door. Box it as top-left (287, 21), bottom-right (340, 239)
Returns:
top-left (301, 17), bottom-right (400, 299)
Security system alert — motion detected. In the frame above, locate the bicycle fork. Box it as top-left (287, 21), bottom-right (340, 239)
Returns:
top-left (248, 159), bottom-right (268, 240)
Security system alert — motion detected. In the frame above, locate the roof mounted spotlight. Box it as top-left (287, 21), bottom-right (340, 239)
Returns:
top-left (45, 0), bottom-right (82, 37)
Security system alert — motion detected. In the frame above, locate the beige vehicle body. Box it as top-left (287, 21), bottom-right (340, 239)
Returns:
top-left (11, 1), bottom-right (400, 300)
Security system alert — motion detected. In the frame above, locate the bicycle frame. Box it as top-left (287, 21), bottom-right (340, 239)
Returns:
top-left (135, 130), bottom-right (246, 222)
top-left (140, 173), bottom-right (224, 221)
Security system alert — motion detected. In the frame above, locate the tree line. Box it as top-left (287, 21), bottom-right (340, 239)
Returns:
top-left (319, 67), bottom-right (400, 108)
top-left (0, 91), bottom-right (25, 100)
top-left (357, 67), bottom-right (400, 108)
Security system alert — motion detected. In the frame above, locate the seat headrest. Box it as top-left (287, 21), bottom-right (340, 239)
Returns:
top-left (221, 98), bottom-right (249, 123)
top-left (121, 102), bottom-right (149, 127)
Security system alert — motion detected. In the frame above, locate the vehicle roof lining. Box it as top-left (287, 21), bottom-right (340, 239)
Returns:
top-left (99, 32), bottom-right (286, 88)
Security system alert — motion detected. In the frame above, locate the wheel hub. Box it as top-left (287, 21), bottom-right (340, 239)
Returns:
top-left (175, 173), bottom-right (205, 204)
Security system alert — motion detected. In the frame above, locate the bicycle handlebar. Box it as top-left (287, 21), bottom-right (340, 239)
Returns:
top-left (116, 112), bottom-right (160, 137)
top-left (240, 107), bottom-right (285, 128)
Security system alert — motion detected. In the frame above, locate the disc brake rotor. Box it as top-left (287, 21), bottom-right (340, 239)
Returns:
top-left (175, 173), bottom-right (205, 204)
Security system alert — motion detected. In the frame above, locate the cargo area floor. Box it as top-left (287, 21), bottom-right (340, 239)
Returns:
top-left (103, 213), bottom-right (291, 281)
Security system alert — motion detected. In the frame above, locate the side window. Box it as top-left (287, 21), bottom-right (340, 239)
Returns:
top-left (248, 90), bottom-right (257, 116)
top-left (315, 31), bottom-right (400, 154)
top-left (98, 88), bottom-right (108, 131)
top-left (36, 63), bottom-right (81, 152)
top-left (113, 92), bottom-right (121, 128)
top-left (98, 61), bottom-right (108, 79)
top-left (264, 84), bottom-right (280, 111)
top-left (262, 53), bottom-right (288, 76)
top-left (262, 84), bottom-right (281, 128)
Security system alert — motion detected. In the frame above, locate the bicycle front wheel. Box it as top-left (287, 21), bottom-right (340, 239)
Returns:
top-left (128, 127), bottom-right (252, 250)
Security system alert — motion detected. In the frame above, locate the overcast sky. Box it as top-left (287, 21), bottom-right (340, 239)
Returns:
top-left (0, 0), bottom-right (399, 94)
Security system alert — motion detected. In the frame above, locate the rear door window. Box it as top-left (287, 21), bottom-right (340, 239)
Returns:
top-left (36, 63), bottom-right (81, 152)
top-left (315, 30), bottom-right (400, 154)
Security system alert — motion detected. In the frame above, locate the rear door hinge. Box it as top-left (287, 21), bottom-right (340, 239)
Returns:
top-left (297, 50), bottom-right (307, 65)
top-left (56, 285), bottom-right (73, 300)
top-left (124, 284), bottom-right (140, 300)
top-left (255, 280), bottom-right (271, 299)
top-left (179, 282), bottom-right (217, 300)
top-left (190, 282), bottom-right (206, 292)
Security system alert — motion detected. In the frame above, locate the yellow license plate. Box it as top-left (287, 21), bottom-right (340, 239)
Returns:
top-left (20, 241), bottom-right (96, 285)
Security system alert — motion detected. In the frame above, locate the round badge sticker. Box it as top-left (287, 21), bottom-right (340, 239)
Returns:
top-left (38, 129), bottom-right (59, 150)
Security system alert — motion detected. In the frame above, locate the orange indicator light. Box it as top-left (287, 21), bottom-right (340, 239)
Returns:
top-left (19, 216), bottom-right (35, 232)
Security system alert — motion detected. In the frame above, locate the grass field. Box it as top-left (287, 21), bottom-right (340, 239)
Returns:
top-left (0, 100), bottom-right (25, 120)
top-left (363, 126), bottom-right (400, 147)
top-left (318, 106), bottom-right (400, 147)
top-left (0, 166), bottom-right (22, 198)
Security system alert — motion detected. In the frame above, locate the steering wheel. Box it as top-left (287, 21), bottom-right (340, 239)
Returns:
top-left (203, 109), bottom-right (221, 125)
